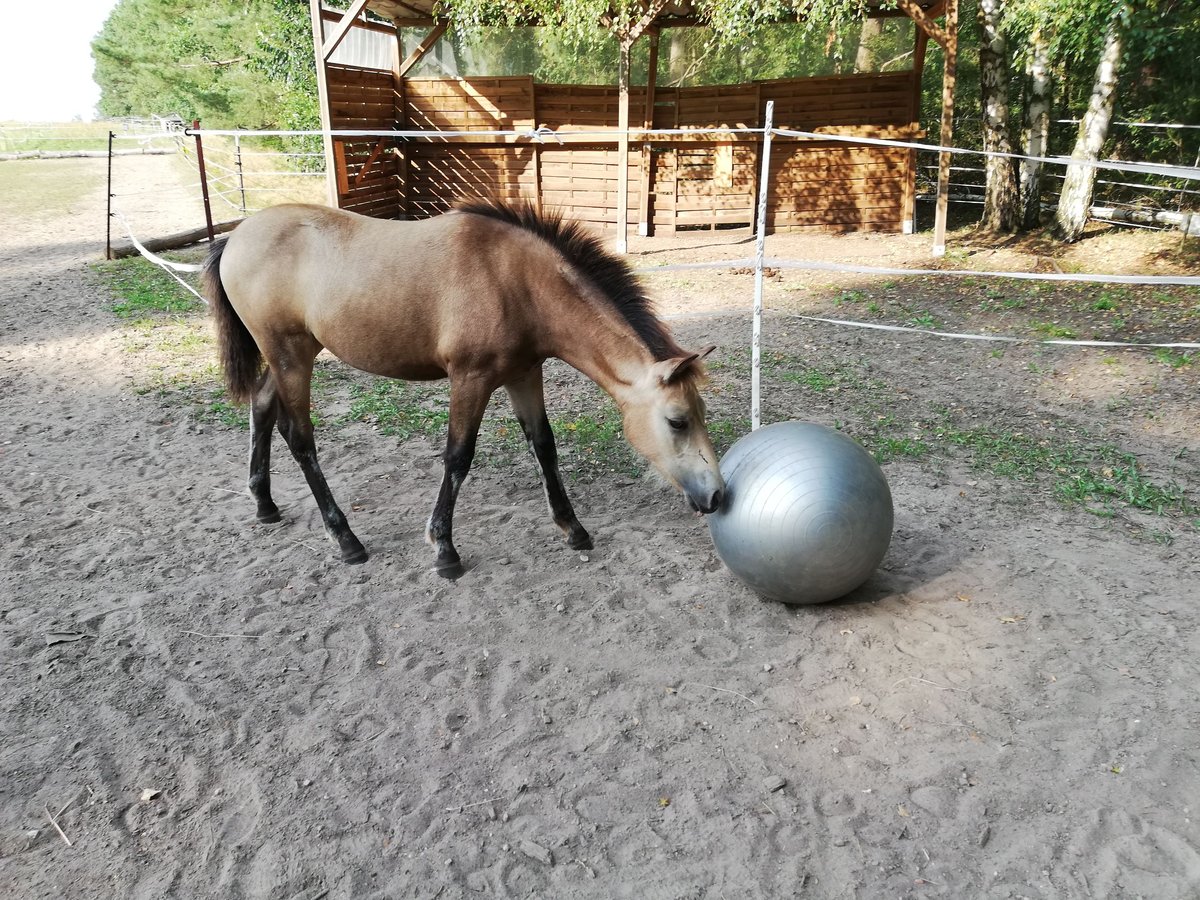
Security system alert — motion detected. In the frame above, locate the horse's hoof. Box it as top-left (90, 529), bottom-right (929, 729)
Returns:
top-left (256, 507), bottom-right (282, 524)
top-left (342, 547), bottom-right (369, 565)
top-left (435, 556), bottom-right (464, 579)
top-left (567, 529), bottom-right (593, 551)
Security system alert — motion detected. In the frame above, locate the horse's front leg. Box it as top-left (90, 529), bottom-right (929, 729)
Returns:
top-left (426, 375), bottom-right (492, 579)
top-left (504, 366), bottom-right (592, 551)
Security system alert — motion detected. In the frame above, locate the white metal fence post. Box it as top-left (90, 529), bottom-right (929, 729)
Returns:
top-left (752, 101), bottom-right (775, 431)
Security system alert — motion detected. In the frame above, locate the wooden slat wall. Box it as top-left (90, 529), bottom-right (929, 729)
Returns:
top-left (769, 144), bottom-right (911, 232)
top-left (354, 70), bottom-right (920, 233)
top-left (406, 76), bottom-right (535, 133)
top-left (540, 147), bottom-right (642, 229)
top-left (405, 145), bottom-right (538, 218)
top-left (327, 64), bottom-right (401, 218)
top-left (763, 72), bottom-right (915, 129)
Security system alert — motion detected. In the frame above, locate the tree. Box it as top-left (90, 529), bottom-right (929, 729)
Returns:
top-left (92, 0), bottom-right (313, 129)
top-left (975, 0), bottom-right (1021, 231)
top-left (1054, 1), bottom-right (1131, 241)
top-left (1018, 26), bottom-right (1052, 229)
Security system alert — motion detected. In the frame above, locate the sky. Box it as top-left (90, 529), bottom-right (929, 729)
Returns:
top-left (0, 0), bottom-right (121, 121)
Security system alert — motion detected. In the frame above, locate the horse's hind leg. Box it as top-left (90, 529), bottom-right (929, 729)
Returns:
top-left (505, 366), bottom-right (592, 551)
top-left (248, 370), bottom-right (281, 523)
top-left (270, 351), bottom-right (367, 564)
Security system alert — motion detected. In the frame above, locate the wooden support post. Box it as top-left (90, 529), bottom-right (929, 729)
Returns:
top-left (192, 120), bottom-right (216, 243)
top-left (310, 0), bottom-right (338, 208)
top-left (905, 27), bottom-right (929, 234)
top-left (391, 22), bottom-right (407, 219)
top-left (616, 37), bottom-right (632, 253)
top-left (932, 0), bottom-right (958, 256)
top-left (637, 28), bottom-right (660, 237)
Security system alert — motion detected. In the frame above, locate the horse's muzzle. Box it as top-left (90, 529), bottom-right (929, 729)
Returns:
top-left (685, 484), bottom-right (724, 515)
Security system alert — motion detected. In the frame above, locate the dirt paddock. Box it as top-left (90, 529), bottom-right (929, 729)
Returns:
top-left (1, 156), bottom-right (1198, 899)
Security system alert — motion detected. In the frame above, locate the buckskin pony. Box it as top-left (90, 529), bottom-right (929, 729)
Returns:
top-left (204, 199), bottom-right (724, 578)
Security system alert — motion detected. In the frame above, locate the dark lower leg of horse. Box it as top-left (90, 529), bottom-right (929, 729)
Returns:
top-left (505, 370), bottom-right (591, 552)
top-left (277, 415), bottom-right (367, 565)
top-left (522, 415), bottom-right (592, 551)
top-left (426, 444), bottom-right (473, 579)
top-left (248, 376), bottom-right (280, 523)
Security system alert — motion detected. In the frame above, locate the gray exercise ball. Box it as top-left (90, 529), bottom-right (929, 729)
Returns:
top-left (707, 421), bottom-right (893, 605)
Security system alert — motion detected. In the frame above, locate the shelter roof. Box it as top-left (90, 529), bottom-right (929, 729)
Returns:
top-left (365, 1), bottom-right (945, 29)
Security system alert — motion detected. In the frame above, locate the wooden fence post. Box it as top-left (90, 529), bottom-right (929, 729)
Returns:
top-left (192, 120), bottom-right (216, 243)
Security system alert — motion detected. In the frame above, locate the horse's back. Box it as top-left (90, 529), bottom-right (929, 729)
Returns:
top-left (217, 204), bottom-right (550, 381)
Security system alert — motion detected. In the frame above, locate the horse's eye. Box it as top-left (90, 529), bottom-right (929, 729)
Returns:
top-left (667, 417), bottom-right (688, 432)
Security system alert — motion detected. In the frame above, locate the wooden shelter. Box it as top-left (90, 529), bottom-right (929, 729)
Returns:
top-left (310, 0), bottom-right (959, 253)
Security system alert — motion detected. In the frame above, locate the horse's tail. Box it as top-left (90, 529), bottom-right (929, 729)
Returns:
top-left (203, 237), bottom-right (262, 404)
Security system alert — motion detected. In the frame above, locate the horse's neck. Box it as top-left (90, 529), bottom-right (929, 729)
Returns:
top-left (550, 321), bottom-right (655, 409)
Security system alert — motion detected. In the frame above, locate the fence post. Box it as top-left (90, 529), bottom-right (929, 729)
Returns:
top-left (234, 135), bottom-right (247, 214)
top-left (751, 100), bottom-right (775, 432)
top-left (106, 130), bottom-right (114, 260)
top-left (192, 119), bottom-right (216, 243)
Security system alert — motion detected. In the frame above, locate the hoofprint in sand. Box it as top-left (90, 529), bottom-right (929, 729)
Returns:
top-left (1, 156), bottom-right (1198, 899)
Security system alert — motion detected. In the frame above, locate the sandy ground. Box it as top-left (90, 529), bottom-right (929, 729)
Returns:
top-left (2, 156), bottom-right (1199, 900)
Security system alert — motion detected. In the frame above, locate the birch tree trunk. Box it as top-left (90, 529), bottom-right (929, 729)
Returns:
top-left (1054, 4), bottom-right (1129, 242)
top-left (854, 18), bottom-right (883, 72)
top-left (1020, 29), bottom-right (1052, 229)
top-left (976, 0), bottom-right (1021, 232)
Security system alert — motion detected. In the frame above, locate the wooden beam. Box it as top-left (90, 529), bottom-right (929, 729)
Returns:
top-left (392, 20), bottom-right (409, 218)
top-left (398, 21), bottom-right (447, 78)
top-left (625, 0), bottom-right (671, 44)
top-left (616, 37), bottom-right (631, 252)
top-left (895, 0), bottom-right (949, 49)
top-left (322, 0), bottom-right (371, 62)
top-left (353, 138), bottom-right (388, 186)
top-left (109, 220), bottom-right (240, 259)
top-left (637, 28), bottom-right (660, 236)
top-left (309, 0), bottom-right (339, 207)
top-left (321, 8), bottom-right (396, 37)
top-left (904, 27), bottom-right (929, 233)
top-left (932, 0), bottom-right (958, 256)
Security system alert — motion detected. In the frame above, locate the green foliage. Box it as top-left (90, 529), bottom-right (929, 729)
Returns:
top-left (92, 0), bottom-right (318, 135)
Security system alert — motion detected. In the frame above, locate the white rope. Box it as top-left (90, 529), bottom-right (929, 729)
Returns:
top-left (784, 314), bottom-right (1200, 350)
top-left (760, 256), bottom-right (1200, 287)
top-left (109, 207), bottom-right (208, 305)
top-left (185, 125), bottom-right (1200, 183)
top-left (636, 256), bottom-right (1200, 287)
top-left (771, 127), bottom-right (1200, 183)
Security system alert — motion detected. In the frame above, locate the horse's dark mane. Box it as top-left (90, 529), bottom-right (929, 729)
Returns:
top-left (455, 197), bottom-right (681, 362)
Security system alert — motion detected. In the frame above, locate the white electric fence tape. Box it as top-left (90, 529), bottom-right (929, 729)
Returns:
top-left (111, 124), bottom-right (1199, 356)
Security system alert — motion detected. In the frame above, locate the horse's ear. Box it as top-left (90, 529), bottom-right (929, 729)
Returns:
top-left (661, 346), bottom-right (715, 384)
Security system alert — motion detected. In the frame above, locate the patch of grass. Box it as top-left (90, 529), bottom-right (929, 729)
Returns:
top-left (867, 435), bottom-right (932, 463)
top-left (936, 422), bottom-right (1196, 521)
top-left (1031, 321), bottom-right (1077, 339)
top-left (96, 258), bottom-right (201, 318)
top-left (0, 121), bottom-right (121, 153)
top-left (907, 311), bottom-right (940, 330)
top-left (834, 289), bottom-right (867, 306)
top-left (195, 395), bottom-right (249, 429)
top-left (553, 406), bottom-right (642, 479)
top-left (1153, 348), bottom-right (1194, 368)
top-left (782, 368), bottom-right (839, 391)
top-left (342, 379), bottom-right (449, 439)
